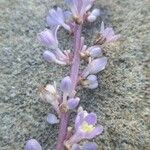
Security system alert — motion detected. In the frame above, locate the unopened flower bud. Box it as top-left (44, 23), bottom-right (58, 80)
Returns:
top-left (60, 76), bottom-right (72, 94)
top-left (43, 50), bottom-right (57, 63)
top-left (94, 21), bottom-right (121, 45)
top-left (87, 46), bottom-right (102, 58)
top-left (87, 14), bottom-right (97, 22)
top-left (25, 139), bottom-right (42, 150)
top-left (82, 57), bottom-right (107, 77)
top-left (43, 50), bottom-right (66, 65)
top-left (67, 97), bottom-right (80, 109)
top-left (87, 9), bottom-right (100, 22)
top-left (37, 29), bottom-right (58, 49)
top-left (47, 113), bottom-right (59, 124)
top-left (81, 75), bottom-right (98, 89)
top-left (91, 9), bottom-right (100, 17)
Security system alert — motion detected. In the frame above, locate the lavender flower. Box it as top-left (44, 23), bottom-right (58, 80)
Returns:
top-left (47, 7), bottom-right (71, 31)
top-left (47, 113), bottom-right (59, 124)
top-left (67, 97), bottom-right (80, 109)
top-left (87, 8), bottom-right (100, 22)
top-left (81, 46), bottom-right (102, 59)
top-left (60, 76), bottom-right (73, 95)
top-left (65, 108), bottom-right (103, 148)
top-left (94, 22), bottom-right (120, 44)
top-left (100, 21), bottom-right (121, 43)
top-left (43, 50), bottom-right (67, 65)
top-left (38, 26), bottom-right (69, 62)
top-left (25, 139), bottom-right (42, 150)
top-left (39, 84), bottom-right (59, 113)
top-left (80, 75), bottom-right (98, 89)
top-left (65, 0), bottom-right (95, 23)
top-left (37, 27), bottom-right (59, 49)
top-left (82, 57), bottom-right (107, 77)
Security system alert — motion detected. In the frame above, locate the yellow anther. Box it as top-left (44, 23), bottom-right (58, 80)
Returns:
top-left (81, 122), bottom-right (94, 133)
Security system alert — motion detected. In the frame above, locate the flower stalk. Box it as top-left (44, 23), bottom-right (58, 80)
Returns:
top-left (56, 24), bottom-right (82, 150)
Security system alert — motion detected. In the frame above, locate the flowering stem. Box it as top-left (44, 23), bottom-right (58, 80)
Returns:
top-left (70, 25), bottom-right (82, 90)
top-left (56, 24), bottom-right (82, 150)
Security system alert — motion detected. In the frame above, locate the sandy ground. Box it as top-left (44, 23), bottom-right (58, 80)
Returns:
top-left (0, 0), bottom-right (150, 149)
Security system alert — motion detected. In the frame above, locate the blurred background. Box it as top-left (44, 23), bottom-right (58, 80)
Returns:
top-left (0, 0), bottom-right (149, 149)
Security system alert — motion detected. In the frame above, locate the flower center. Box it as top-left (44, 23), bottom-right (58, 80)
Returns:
top-left (81, 122), bottom-right (94, 133)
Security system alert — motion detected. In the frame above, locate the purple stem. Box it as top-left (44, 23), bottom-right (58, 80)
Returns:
top-left (56, 24), bottom-right (82, 150)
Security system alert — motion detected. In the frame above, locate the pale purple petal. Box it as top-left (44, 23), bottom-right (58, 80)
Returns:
top-left (90, 46), bottom-right (102, 57)
top-left (87, 75), bottom-right (97, 83)
top-left (82, 142), bottom-right (97, 150)
top-left (37, 29), bottom-right (58, 49)
top-left (106, 34), bottom-right (121, 42)
top-left (87, 14), bottom-right (97, 22)
top-left (102, 27), bottom-right (114, 38)
top-left (64, 10), bottom-right (72, 22)
top-left (43, 50), bottom-right (66, 65)
top-left (47, 8), bottom-right (64, 25)
top-left (67, 97), bottom-right (80, 109)
top-left (66, 0), bottom-right (94, 20)
top-left (87, 8), bottom-right (100, 22)
top-left (47, 7), bottom-right (71, 31)
top-left (82, 75), bottom-right (98, 89)
top-left (82, 57), bottom-right (107, 77)
top-left (91, 9), bottom-right (100, 17)
top-left (25, 139), bottom-right (42, 150)
top-left (47, 113), bottom-right (59, 124)
top-left (86, 125), bottom-right (103, 139)
top-left (87, 46), bottom-right (102, 58)
top-left (43, 50), bottom-right (57, 63)
top-left (87, 57), bottom-right (107, 74)
top-left (47, 16), bottom-right (59, 26)
top-left (75, 111), bottom-right (87, 130)
top-left (100, 22), bottom-right (120, 43)
top-left (60, 76), bottom-right (72, 94)
top-left (84, 112), bottom-right (97, 125)
top-left (87, 82), bottom-right (98, 89)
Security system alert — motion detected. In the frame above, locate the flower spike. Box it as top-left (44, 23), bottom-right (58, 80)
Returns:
top-left (28, 0), bottom-right (120, 149)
